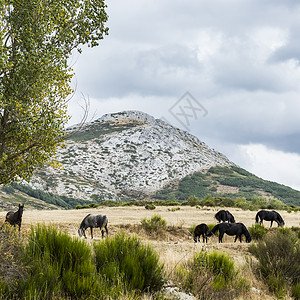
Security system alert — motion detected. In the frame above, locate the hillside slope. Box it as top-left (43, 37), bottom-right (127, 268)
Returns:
top-left (29, 111), bottom-right (234, 201)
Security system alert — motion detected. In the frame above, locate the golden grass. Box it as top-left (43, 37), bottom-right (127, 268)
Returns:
top-left (1, 206), bottom-right (299, 299)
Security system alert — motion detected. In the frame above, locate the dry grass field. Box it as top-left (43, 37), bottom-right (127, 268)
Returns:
top-left (1, 206), bottom-right (299, 299)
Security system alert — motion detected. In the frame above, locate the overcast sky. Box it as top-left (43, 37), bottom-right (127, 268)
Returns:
top-left (68, 0), bottom-right (300, 191)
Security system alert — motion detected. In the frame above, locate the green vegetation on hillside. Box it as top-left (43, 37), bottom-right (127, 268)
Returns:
top-left (1, 184), bottom-right (88, 209)
top-left (154, 166), bottom-right (300, 207)
top-left (68, 119), bottom-right (144, 142)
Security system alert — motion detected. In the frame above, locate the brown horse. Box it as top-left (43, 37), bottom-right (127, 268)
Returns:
top-left (5, 204), bottom-right (24, 231)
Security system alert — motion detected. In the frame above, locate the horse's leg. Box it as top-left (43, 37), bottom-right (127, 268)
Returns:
top-left (219, 232), bottom-right (224, 243)
top-left (101, 229), bottom-right (104, 239)
top-left (90, 227), bottom-right (93, 239)
top-left (270, 220), bottom-right (273, 227)
top-left (105, 224), bottom-right (108, 237)
top-left (83, 229), bottom-right (87, 238)
top-left (234, 235), bottom-right (238, 242)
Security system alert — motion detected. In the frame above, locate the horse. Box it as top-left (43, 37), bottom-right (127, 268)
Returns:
top-left (193, 223), bottom-right (209, 243)
top-left (5, 203), bottom-right (24, 232)
top-left (207, 222), bottom-right (251, 243)
top-left (255, 210), bottom-right (285, 227)
top-left (78, 214), bottom-right (108, 239)
top-left (215, 209), bottom-right (235, 223)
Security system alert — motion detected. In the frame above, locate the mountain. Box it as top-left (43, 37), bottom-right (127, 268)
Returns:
top-left (1, 111), bottom-right (299, 209)
top-left (29, 111), bottom-right (234, 201)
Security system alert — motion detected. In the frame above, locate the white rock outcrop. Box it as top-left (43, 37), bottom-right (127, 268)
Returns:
top-left (30, 111), bottom-right (234, 200)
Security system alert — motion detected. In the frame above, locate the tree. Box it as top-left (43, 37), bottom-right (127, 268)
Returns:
top-left (0, 0), bottom-right (108, 185)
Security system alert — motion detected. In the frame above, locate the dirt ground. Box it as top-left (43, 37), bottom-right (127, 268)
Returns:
top-left (1, 206), bottom-right (299, 299)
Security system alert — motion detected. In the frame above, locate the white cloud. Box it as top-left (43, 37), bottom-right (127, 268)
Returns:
top-left (233, 144), bottom-right (300, 191)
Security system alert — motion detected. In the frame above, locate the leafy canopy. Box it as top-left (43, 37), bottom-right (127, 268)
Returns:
top-left (0, 0), bottom-right (108, 184)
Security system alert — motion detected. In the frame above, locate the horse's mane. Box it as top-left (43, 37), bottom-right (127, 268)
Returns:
top-left (80, 214), bottom-right (91, 228)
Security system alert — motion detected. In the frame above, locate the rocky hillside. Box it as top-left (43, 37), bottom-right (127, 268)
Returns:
top-left (29, 111), bottom-right (234, 201)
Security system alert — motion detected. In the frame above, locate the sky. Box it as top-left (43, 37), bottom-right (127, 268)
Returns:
top-left (67, 0), bottom-right (300, 191)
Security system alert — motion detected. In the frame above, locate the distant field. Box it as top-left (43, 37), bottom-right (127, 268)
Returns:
top-left (1, 206), bottom-right (299, 237)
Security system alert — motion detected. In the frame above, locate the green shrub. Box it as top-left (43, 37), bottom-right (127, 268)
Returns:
top-left (94, 233), bottom-right (165, 293)
top-left (0, 223), bottom-right (25, 297)
top-left (168, 207), bottom-right (180, 212)
top-left (145, 203), bottom-right (156, 210)
top-left (175, 250), bottom-right (248, 299)
top-left (181, 195), bottom-right (200, 206)
top-left (248, 224), bottom-right (268, 240)
top-left (249, 228), bottom-right (300, 298)
top-left (19, 224), bottom-right (99, 299)
top-left (141, 214), bottom-right (167, 235)
top-left (292, 282), bottom-right (300, 299)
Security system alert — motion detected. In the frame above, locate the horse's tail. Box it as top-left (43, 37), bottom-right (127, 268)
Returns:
top-left (206, 224), bottom-right (220, 237)
top-left (214, 212), bottom-right (220, 222)
top-left (255, 212), bottom-right (260, 223)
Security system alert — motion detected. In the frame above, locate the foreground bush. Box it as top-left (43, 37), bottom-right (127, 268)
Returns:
top-left (175, 250), bottom-right (249, 299)
top-left (0, 225), bottom-right (165, 299)
top-left (20, 224), bottom-right (99, 299)
top-left (249, 228), bottom-right (300, 299)
top-left (94, 232), bottom-right (165, 293)
top-left (0, 223), bottom-right (25, 296)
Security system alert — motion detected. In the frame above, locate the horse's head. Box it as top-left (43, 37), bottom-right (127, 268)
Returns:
top-left (19, 204), bottom-right (24, 214)
top-left (246, 236), bottom-right (252, 243)
top-left (78, 228), bottom-right (84, 237)
top-left (279, 221), bottom-right (285, 227)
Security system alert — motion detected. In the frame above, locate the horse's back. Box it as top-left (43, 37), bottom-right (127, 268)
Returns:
top-left (219, 222), bottom-right (241, 235)
top-left (96, 214), bottom-right (108, 227)
top-left (5, 211), bottom-right (14, 222)
top-left (195, 223), bottom-right (208, 233)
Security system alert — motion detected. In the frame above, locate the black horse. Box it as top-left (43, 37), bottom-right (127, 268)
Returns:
top-left (255, 210), bottom-right (285, 227)
top-left (207, 222), bottom-right (251, 243)
top-left (215, 210), bottom-right (235, 223)
top-left (193, 223), bottom-right (209, 243)
top-left (5, 203), bottom-right (24, 232)
top-left (78, 214), bottom-right (108, 239)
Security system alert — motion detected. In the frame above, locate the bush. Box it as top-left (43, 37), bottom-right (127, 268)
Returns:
top-left (181, 195), bottom-right (200, 206)
top-left (249, 228), bottom-right (300, 298)
top-left (141, 214), bottom-right (167, 235)
top-left (175, 250), bottom-right (248, 299)
top-left (0, 223), bottom-right (25, 296)
top-left (4, 225), bottom-right (164, 299)
top-left (145, 203), bottom-right (156, 210)
top-left (168, 207), bottom-right (180, 212)
top-left (19, 224), bottom-right (99, 299)
top-left (94, 233), bottom-right (165, 293)
top-left (248, 224), bottom-right (268, 240)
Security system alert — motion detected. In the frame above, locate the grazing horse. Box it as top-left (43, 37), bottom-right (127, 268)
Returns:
top-left (193, 223), bottom-right (209, 243)
top-left (78, 214), bottom-right (108, 239)
top-left (215, 209), bottom-right (235, 223)
top-left (207, 222), bottom-right (251, 243)
top-left (255, 210), bottom-right (285, 227)
top-left (5, 204), bottom-right (24, 232)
